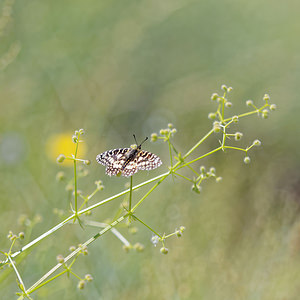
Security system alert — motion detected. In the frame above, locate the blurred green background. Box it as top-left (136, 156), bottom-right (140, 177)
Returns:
top-left (1, 0), bottom-right (300, 299)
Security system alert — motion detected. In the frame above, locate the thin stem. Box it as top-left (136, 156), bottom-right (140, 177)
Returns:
top-left (83, 220), bottom-right (131, 246)
top-left (24, 270), bottom-right (68, 295)
top-left (7, 255), bottom-right (27, 294)
top-left (6, 172), bottom-right (169, 263)
top-left (176, 147), bottom-right (222, 171)
top-left (173, 172), bottom-right (194, 183)
top-left (168, 139), bottom-right (173, 168)
top-left (129, 176), bottom-right (133, 212)
top-left (131, 173), bottom-right (169, 212)
top-left (74, 141), bottom-right (79, 213)
top-left (133, 215), bottom-right (162, 238)
top-left (223, 146), bottom-right (247, 152)
top-left (183, 129), bottom-right (214, 159)
top-left (26, 215), bottom-right (128, 294)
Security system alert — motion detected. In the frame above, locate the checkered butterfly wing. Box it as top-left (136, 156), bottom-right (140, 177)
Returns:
top-left (96, 148), bottom-right (162, 177)
top-left (122, 150), bottom-right (162, 177)
top-left (96, 148), bottom-right (130, 176)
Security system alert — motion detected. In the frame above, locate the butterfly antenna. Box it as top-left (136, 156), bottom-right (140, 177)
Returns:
top-left (140, 136), bottom-right (148, 146)
top-left (133, 135), bottom-right (148, 147)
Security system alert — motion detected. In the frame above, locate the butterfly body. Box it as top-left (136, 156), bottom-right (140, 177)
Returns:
top-left (96, 142), bottom-right (162, 177)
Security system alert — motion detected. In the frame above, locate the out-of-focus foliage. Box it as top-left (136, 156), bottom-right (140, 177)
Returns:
top-left (0, 0), bottom-right (299, 299)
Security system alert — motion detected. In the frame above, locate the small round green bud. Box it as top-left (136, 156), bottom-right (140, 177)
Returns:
top-left (160, 247), bottom-right (169, 254)
top-left (79, 128), bottom-right (85, 135)
top-left (221, 84), bottom-right (228, 91)
top-left (263, 94), bottom-right (270, 102)
top-left (209, 167), bottom-right (216, 174)
top-left (122, 244), bottom-right (131, 252)
top-left (151, 133), bottom-right (158, 142)
top-left (7, 231), bottom-right (13, 239)
top-left (227, 86), bottom-right (233, 92)
top-left (56, 254), bottom-right (65, 264)
top-left (262, 109), bottom-right (269, 119)
top-left (95, 180), bottom-right (103, 188)
top-left (246, 100), bottom-right (253, 106)
top-left (56, 154), bottom-right (66, 163)
top-left (232, 115), bottom-right (239, 123)
top-left (176, 230), bottom-right (182, 237)
top-left (69, 246), bottom-right (76, 252)
top-left (85, 210), bottom-right (92, 216)
top-left (171, 128), bottom-right (177, 134)
top-left (74, 130), bottom-right (79, 136)
top-left (56, 171), bottom-right (65, 181)
top-left (216, 176), bottom-right (222, 183)
top-left (18, 232), bottom-right (25, 239)
top-left (84, 160), bottom-right (91, 165)
top-left (168, 123), bottom-right (173, 128)
top-left (213, 121), bottom-right (221, 133)
top-left (244, 156), bottom-right (251, 164)
top-left (134, 243), bottom-right (145, 252)
top-left (270, 104), bottom-right (277, 111)
top-left (159, 129), bottom-right (165, 135)
top-left (253, 139), bottom-right (261, 146)
top-left (211, 93), bottom-right (219, 101)
top-left (217, 97), bottom-right (223, 103)
top-left (72, 135), bottom-right (78, 143)
top-left (225, 101), bottom-right (232, 108)
top-left (234, 132), bottom-right (243, 141)
top-left (208, 112), bottom-right (216, 119)
top-left (85, 274), bottom-right (93, 282)
top-left (77, 280), bottom-right (86, 290)
top-left (192, 184), bottom-right (201, 194)
top-left (200, 166), bottom-right (206, 173)
top-left (179, 226), bottom-right (186, 232)
top-left (10, 234), bottom-right (17, 241)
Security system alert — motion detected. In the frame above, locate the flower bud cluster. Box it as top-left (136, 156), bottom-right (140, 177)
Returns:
top-left (151, 124), bottom-right (177, 142)
top-left (95, 180), bottom-right (104, 191)
top-left (72, 128), bottom-right (85, 144)
top-left (7, 230), bottom-right (25, 241)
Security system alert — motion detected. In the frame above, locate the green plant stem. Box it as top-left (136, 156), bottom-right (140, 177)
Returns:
top-left (26, 215), bottom-right (128, 294)
top-left (83, 220), bottom-right (130, 246)
top-left (175, 147), bottom-right (222, 171)
top-left (131, 174), bottom-right (169, 212)
top-left (223, 146), bottom-right (247, 152)
top-left (168, 140), bottom-right (173, 168)
top-left (4, 172), bottom-right (169, 263)
top-left (183, 129), bottom-right (214, 159)
top-left (7, 255), bottom-right (27, 296)
top-left (74, 142), bottom-right (79, 213)
top-left (133, 215), bottom-right (162, 238)
top-left (22, 270), bottom-right (68, 296)
top-left (129, 176), bottom-right (133, 212)
top-left (173, 172), bottom-right (194, 183)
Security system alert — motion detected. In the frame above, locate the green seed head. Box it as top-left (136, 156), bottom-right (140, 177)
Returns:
top-left (211, 93), bottom-right (219, 101)
top-left (244, 156), bottom-right (251, 164)
top-left (56, 154), bottom-right (66, 163)
top-left (160, 247), bottom-right (169, 255)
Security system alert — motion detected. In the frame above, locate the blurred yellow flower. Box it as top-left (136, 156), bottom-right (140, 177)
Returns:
top-left (46, 133), bottom-right (87, 166)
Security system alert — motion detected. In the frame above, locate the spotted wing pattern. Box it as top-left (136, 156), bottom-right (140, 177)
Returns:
top-left (96, 148), bottom-right (162, 177)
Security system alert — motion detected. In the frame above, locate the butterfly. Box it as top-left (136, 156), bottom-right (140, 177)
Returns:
top-left (96, 135), bottom-right (162, 177)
